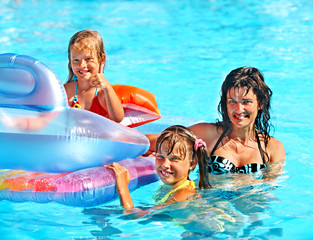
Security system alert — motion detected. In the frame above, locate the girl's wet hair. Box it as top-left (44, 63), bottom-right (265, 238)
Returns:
top-left (218, 67), bottom-right (273, 148)
top-left (66, 30), bottom-right (106, 83)
top-left (156, 125), bottom-right (211, 189)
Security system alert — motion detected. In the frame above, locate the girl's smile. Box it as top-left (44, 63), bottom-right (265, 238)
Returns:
top-left (159, 168), bottom-right (174, 178)
top-left (155, 141), bottom-right (194, 188)
top-left (70, 49), bottom-right (100, 82)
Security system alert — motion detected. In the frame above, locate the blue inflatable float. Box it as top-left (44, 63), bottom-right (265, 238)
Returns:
top-left (0, 53), bottom-right (202, 207)
top-left (0, 53), bottom-right (151, 173)
top-left (0, 157), bottom-right (158, 207)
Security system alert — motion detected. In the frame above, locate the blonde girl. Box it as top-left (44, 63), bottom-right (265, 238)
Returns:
top-left (64, 30), bottom-right (124, 123)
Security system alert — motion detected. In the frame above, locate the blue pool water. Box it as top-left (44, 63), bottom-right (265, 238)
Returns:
top-left (1, 0), bottom-right (313, 239)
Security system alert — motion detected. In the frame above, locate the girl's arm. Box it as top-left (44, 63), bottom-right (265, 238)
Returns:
top-left (100, 77), bottom-right (124, 122)
top-left (104, 163), bottom-right (134, 210)
top-left (95, 76), bottom-right (124, 123)
top-left (105, 163), bottom-right (196, 219)
top-left (90, 64), bottom-right (124, 123)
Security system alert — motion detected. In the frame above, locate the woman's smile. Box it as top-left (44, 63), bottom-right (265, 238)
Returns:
top-left (227, 87), bottom-right (259, 128)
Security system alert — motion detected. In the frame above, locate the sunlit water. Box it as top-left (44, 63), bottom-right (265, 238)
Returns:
top-left (0, 0), bottom-right (313, 239)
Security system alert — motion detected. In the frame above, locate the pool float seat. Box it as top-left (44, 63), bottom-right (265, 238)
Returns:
top-left (113, 84), bottom-right (161, 128)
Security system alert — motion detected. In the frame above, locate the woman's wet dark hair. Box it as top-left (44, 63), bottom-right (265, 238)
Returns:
top-left (218, 67), bottom-right (273, 147)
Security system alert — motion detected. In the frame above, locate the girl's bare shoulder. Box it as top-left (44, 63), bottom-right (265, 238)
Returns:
top-left (63, 82), bottom-right (75, 94)
top-left (167, 187), bottom-right (196, 204)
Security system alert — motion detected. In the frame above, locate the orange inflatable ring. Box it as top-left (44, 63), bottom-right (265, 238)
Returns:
top-left (113, 84), bottom-right (161, 128)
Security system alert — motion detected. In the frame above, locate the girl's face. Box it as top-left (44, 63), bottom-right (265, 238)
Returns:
top-left (226, 87), bottom-right (259, 129)
top-left (155, 141), bottom-right (195, 188)
top-left (70, 48), bottom-right (102, 82)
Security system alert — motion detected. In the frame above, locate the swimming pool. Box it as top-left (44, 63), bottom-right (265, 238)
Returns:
top-left (1, 0), bottom-right (313, 239)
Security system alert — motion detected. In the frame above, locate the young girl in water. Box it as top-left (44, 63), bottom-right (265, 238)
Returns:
top-left (64, 30), bottom-right (124, 123)
top-left (105, 125), bottom-right (211, 210)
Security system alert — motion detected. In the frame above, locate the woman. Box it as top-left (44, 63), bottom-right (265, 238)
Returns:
top-left (146, 67), bottom-right (285, 184)
top-left (190, 67), bottom-right (285, 177)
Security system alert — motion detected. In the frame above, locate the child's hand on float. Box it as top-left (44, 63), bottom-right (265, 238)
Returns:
top-left (104, 162), bottom-right (134, 210)
top-left (104, 163), bottom-right (130, 194)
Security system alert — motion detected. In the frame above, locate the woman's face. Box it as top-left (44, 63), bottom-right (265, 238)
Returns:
top-left (226, 87), bottom-right (259, 129)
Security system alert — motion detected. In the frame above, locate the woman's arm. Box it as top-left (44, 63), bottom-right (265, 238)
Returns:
top-left (189, 122), bottom-right (221, 154)
top-left (143, 134), bottom-right (159, 156)
top-left (145, 123), bottom-right (219, 156)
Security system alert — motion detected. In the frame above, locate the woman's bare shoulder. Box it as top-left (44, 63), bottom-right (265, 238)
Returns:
top-left (189, 122), bottom-right (223, 143)
top-left (189, 122), bottom-right (219, 136)
top-left (267, 137), bottom-right (286, 163)
top-left (189, 122), bottom-right (226, 153)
